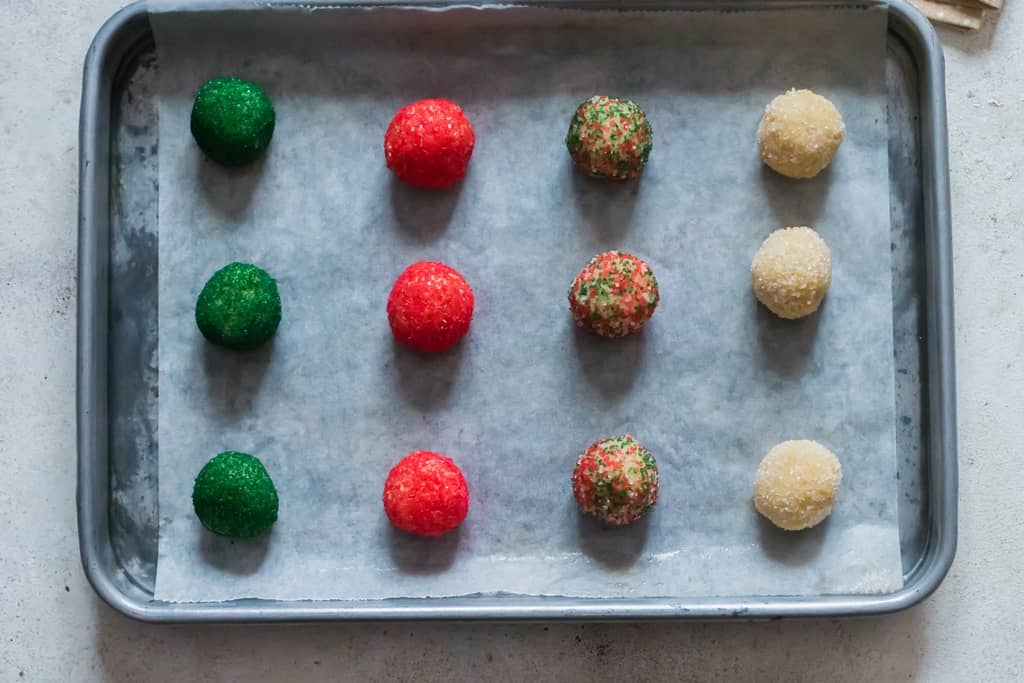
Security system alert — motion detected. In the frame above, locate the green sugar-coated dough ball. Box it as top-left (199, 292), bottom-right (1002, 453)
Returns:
top-left (192, 451), bottom-right (279, 539)
top-left (195, 262), bottom-right (281, 350)
top-left (190, 77), bottom-right (275, 166)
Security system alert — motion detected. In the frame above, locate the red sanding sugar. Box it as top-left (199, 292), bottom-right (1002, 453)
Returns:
top-left (383, 451), bottom-right (470, 537)
top-left (387, 261), bottom-right (474, 353)
top-left (384, 98), bottom-right (475, 189)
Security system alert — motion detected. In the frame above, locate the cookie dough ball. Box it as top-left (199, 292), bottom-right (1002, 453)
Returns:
top-left (757, 89), bottom-right (844, 179)
top-left (566, 96), bottom-right (653, 180)
top-left (384, 99), bottom-right (475, 189)
top-left (190, 77), bottom-right (275, 166)
top-left (383, 451), bottom-right (470, 537)
top-left (569, 251), bottom-right (659, 338)
top-left (192, 451), bottom-right (279, 538)
top-left (572, 435), bottom-right (659, 526)
top-left (196, 262), bottom-right (282, 350)
top-left (754, 440), bottom-right (842, 531)
top-left (751, 227), bottom-right (831, 320)
top-left (387, 261), bottom-right (474, 353)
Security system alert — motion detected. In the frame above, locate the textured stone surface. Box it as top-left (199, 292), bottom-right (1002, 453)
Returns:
top-left (0, 1), bottom-right (1021, 680)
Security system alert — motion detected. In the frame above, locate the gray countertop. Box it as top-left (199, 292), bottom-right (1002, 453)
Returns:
top-left (1, 1), bottom-right (1021, 680)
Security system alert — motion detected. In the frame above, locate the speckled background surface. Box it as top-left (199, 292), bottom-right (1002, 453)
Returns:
top-left (151, 6), bottom-right (900, 602)
top-left (2, 0), bottom-right (1023, 680)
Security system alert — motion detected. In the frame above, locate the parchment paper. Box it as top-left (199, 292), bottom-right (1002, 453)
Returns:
top-left (152, 3), bottom-right (902, 602)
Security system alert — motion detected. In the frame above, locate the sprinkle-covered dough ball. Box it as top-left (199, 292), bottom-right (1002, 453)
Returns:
top-left (751, 227), bottom-right (831, 320)
top-left (754, 440), bottom-right (842, 531)
top-left (195, 262), bottom-right (282, 350)
top-left (569, 251), bottom-right (659, 338)
top-left (190, 77), bottom-right (276, 166)
top-left (757, 89), bottom-right (844, 179)
top-left (572, 435), bottom-right (659, 526)
top-left (383, 450), bottom-right (470, 537)
top-left (566, 96), bottom-right (653, 180)
top-left (192, 451), bottom-right (279, 538)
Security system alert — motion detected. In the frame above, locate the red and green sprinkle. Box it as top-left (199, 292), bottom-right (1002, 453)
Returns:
top-left (565, 95), bottom-right (653, 180)
top-left (572, 435), bottom-right (659, 526)
top-left (568, 251), bottom-right (660, 338)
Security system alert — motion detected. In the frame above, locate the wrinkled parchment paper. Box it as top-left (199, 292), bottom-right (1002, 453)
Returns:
top-left (152, 3), bottom-right (902, 602)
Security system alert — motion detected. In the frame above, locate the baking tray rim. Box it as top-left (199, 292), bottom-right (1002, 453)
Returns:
top-left (77, 0), bottom-right (957, 623)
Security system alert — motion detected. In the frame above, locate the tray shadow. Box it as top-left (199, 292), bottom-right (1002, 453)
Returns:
top-left (198, 526), bottom-right (271, 575)
top-left (388, 173), bottom-right (465, 243)
top-left (568, 161), bottom-right (641, 244)
top-left (756, 514), bottom-right (828, 566)
top-left (390, 341), bottom-right (464, 411)
top-left (387, 524), bottom-right (461, 575)
top-left (755, 299), bottom-right (822, 377)
top-left (201, 338), bottom-right (275, 417)
top-left (758, 161), bottom-right (832, 228)
top-left (571, 322), bottom-right (647, 401)
top-left (576, 513), bottom-right (650, 570)
top-left (196, 152), bottom-right (267, 221)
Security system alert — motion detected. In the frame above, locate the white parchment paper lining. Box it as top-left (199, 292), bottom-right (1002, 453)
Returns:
top-left (151, 3), bottom-right (903, 602)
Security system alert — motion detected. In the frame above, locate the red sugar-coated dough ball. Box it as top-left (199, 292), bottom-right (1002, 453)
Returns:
top-left (384, 98), bottom-right (475, 189)
top-left (387, 261), bottom-right (474, 353)
top-left (383, 450), bottom-right (470, 537)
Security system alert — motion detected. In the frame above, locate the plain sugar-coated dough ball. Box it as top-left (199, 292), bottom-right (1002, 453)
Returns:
top-left (383, 451), bottom-right (470, 537)
top-left (190, 77), bottom-right (275, 166)
top-left (384, 99), bottom-right (475, 189)
top-left (572, 435), bottom-right (659, 526)
top-left (195, 262), bottom-right (282, 350)
top-left (566, 96), bottom-right (653, 180)
top-left (757, 89), bottom-right (844, 179)
top-left (751, 227), bottom-right (831, 320)
top-left (192, 451), bottom-right (279, 538)
top-left (754, 440), bottom-right (842, 531)
top-left (387, 261), bottom-right (474, 353)
top-left (569, 251), bottom-right (659, 338)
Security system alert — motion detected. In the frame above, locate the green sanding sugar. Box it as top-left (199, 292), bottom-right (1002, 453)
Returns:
top-left (195, 262), bottom-right (281, 350)
top-left (190, 77), bottom-right (276, 166)
top-left (192, 451), bottom-right (279, 539)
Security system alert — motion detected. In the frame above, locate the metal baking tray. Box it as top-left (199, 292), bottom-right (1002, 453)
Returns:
top-left (78, 0), bottom-right (956, 622)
